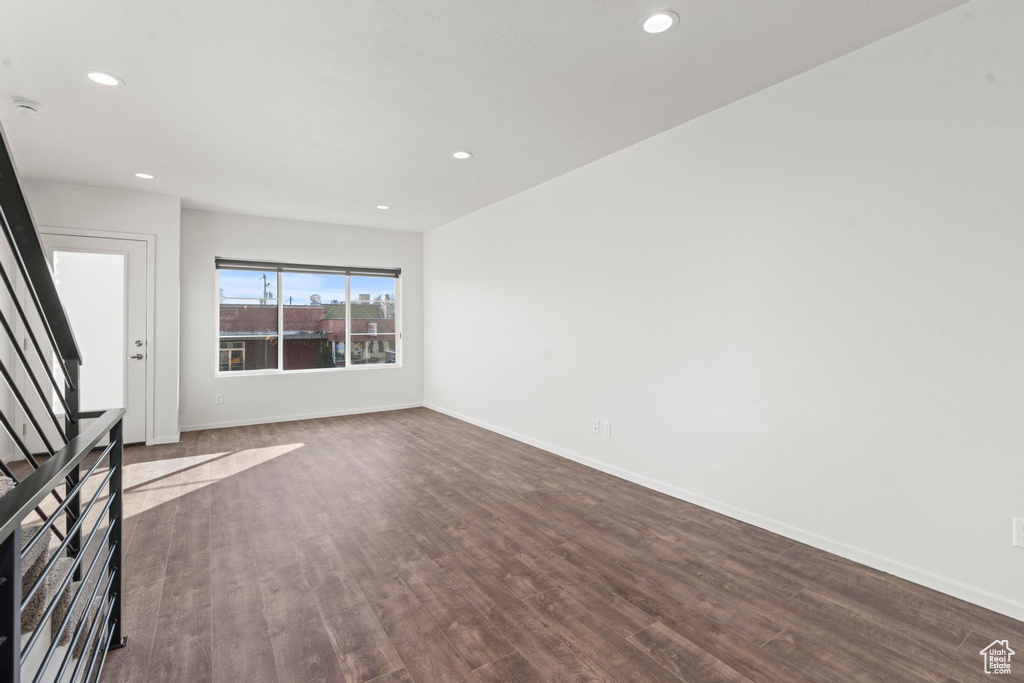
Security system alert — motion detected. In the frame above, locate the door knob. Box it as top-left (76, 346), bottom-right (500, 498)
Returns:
top-left (129, 353), bottom-right (144, 360)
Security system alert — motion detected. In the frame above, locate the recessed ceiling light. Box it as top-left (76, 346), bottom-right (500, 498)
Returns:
top-left (452, 151), bottom-right (473, 160)
top-left (134, 172), bottom-right (155, 180)
top-left (377, 205), bottom-right (390, 210)
top-left (85, 71), bottom-right (123, 87)
top-left (642, 11), bottom-right (679, 34)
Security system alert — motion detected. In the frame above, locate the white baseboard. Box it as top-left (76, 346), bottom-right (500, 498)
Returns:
top-left (424, 402), bottom-right (1024, 623)
top-left (147, 434), bottom-right (181, 445)
top-left (180, 402), bottom-right (424, 432)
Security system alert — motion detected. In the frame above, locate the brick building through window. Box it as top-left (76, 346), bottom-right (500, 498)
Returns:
top-left (219, 299), bottom-right (395, 371)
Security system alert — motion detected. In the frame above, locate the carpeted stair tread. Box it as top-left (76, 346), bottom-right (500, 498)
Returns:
top-left (47, 557), bottom-right (77, 643)
top-left (21, 522), bottom-right (52, 587)
top-left (3, 478), bottom-right (85, 644)
top-left (73, 594), bottom-right (104, 659)
top-left (1, 477), bottom-right (55, 586)
top-left (60, 569), bottom-right (102, 648)
top-left (1, 476), bottom-right (60, 635)
top-left (19, 521), bottom-right (55, 633)
top-left (21, 549), bottom-right (72, 634)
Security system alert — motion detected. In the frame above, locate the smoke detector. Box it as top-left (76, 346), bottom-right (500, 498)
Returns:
top-left (12, 98), bottom-right (41, 115)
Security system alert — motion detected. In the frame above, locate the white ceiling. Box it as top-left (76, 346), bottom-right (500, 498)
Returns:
top-left (1, 0), bottom-right (965, 232)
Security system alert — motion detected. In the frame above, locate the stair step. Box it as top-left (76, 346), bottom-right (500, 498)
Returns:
top-left (22, 554), bottom-right (74, 634)
top-left (59, 569), bottom-right (101, 648)
top-left (3, 476), bottom-right (91, 648)
top-left (20, 522), bottom-right (54, 632)
top-left (49, 557), bottom-right (76, 643)
top-left (73, 594), bottom-right (104, 659)
top-left (1, 477), bottom-right (57, 585)
top-left (21, 521), bottom-right (52, 576)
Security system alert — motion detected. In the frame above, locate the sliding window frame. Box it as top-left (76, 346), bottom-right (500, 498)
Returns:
top-left (215, 258), bottom-right (401, 375)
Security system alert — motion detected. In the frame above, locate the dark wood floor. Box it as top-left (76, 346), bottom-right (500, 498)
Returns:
top-left (96, 407), bottom-right (1021, 682)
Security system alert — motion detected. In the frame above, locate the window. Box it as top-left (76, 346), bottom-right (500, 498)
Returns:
top-left (282, 271), bottom-right (347, 369)
top-left (215, 259), bottom-right (400, 374)
top-left (218, 268), bottom-right (279, 371)
top-left (350, 275), bottom-right (397, 365)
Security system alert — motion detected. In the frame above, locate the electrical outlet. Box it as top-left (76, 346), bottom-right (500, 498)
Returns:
top-left (591, 418), bottom-right (600, 434)
top-left (602, 420), bottom-right (611, 438)
top-left (1014, 518), bottom-right (1024, 549)
top-left (215, 393), bottom-right (224, 405)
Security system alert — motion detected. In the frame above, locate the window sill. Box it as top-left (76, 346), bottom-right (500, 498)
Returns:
top-left (215, 364), bottom-right (402, 378)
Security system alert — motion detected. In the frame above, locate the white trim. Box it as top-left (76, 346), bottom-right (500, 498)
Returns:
top-left (181, 401), bottom-right (422, 432)
top-left (215, 363), bottom-right (403, 378)
top-left (215, 368), bottom-right (280, 377)
top-left (39, 226), bottom-right (158, 446)
top-left (148, 433), bottom-right (181, 445)
top-left (423, 402), bottom-right (1024, 622)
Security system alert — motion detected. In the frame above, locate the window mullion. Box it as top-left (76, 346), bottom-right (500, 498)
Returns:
top-left (345, 275), bottom-right (351, 368)
top-left (396, 276), bottom-right (401, 366)
top-left (277, 271), bottom-right (284, 370)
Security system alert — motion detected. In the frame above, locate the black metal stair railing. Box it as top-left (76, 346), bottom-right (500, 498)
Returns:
top-left (0, 119), bottom-right (127, 682)
top-left (0, 410), bottom-right (125, 683)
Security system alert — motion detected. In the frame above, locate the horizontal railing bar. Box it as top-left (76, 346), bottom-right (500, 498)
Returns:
top-left (0, 348), bottom-right (58, 454)
top-left (0, 256), bottom-right (76, 397)
top-left (30, 533), bottom-right (115, 677)
top-left (0, 407), bottom-right (67, 510)
top-left (77, 410), bottom-right (107, 420)
top-left (51, 564), bottom-right (116, 683)
top-left (0, 306), bottom-right (68, 444)
top-left (0, 455), bottom-right (20, 483)
top-left (0, 407), bottom-right (124, 542)
top-left (0, 403), bottom-right (43, 467)
top-left (0, 458), bottom-right (64, 539)
top-left (90, 622), bottom-right (117, 683)
top-left (0, 126), bottom-right (83, 365)
top-left (69, 589), bottom-right (115, 683)
top-left (21, 480), bottom-right (115, 612)
top-left (83, 609), bottom-right (116, 683)
top-left (0, 207), bottom-right (81, 368)
top-left (20, 441), bottom-right (114, 560)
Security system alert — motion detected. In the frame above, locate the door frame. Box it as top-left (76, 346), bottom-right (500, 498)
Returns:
top-left (40, 226), bottom-right (157, 445)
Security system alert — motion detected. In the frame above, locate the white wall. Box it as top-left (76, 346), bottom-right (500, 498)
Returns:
top-left (179, 209), bottom-right (423, 430)
top-left (424, 0), bottom-right (1024, 619)
top-left (22, 181), bottom-right (181, 444)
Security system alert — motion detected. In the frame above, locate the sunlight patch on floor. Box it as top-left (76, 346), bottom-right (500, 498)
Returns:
top-left (122, 443), bottom-right (306, 514)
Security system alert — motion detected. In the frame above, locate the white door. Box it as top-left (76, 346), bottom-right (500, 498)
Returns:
top-left (43, 234), bottom-right (148, 444)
